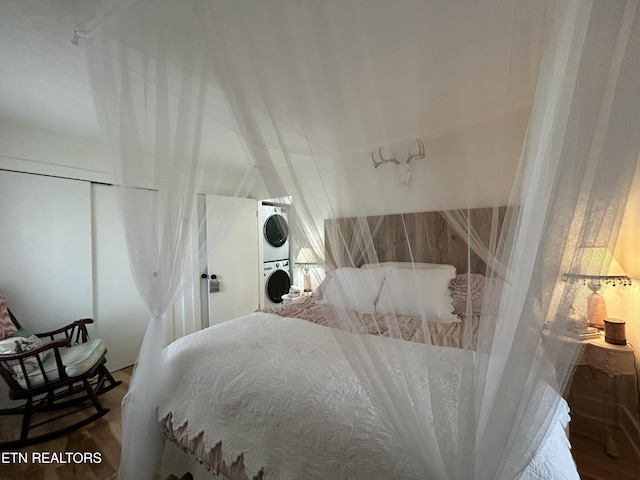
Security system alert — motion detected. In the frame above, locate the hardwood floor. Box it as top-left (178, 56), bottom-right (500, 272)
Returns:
top-left (570, 412), bottom-right (640, 480)
top-left (1, 365), bottom-right (639, 479)
top-left (0, 366), bottom-right (131, 480)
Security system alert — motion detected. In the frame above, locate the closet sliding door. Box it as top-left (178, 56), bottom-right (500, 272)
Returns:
top-left (0, 170), bottom-right (93, 331)
top-left (91, 183), bottom-right (149, 370)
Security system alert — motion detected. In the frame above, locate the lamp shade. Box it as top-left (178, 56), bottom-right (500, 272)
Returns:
top-left (296, 247), bottom-right (318, 265)
top-left (573, 246), bottom-right (626, 277)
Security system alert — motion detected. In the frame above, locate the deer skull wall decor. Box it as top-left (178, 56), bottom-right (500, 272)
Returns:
top-left (371, 139), bottom-right (425, 185)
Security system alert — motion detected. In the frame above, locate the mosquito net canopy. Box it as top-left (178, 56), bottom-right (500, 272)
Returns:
top-left (86, 0), bottom-right (640, 478)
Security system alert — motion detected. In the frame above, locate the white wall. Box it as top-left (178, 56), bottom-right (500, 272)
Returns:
top-left (0, 170), bottom-right (93, 332)
top-left (289, 108), bottom-right (529, 222)
top-left (280, 109), bottom-right (529, 289)
top-left (0, 119), bottom-right (112, 184)
top-left (1, 112), bottom-right (526, 219)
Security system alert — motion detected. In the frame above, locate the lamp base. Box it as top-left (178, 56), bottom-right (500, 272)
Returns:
top-left (303, 272), bottom-right (312, 293)
top-left (587, 292), bottom-right (607, 329)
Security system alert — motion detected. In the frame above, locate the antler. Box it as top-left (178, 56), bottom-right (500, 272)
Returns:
top-left (405, 139), bottom-right (425, 164)
top-left (371, 147), bottom-right (400, 168)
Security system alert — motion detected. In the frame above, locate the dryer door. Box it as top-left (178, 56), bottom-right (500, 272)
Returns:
top-left (266, 269), bottom-right (291, 303)
top-left (264, 214), bottom-right (288, 247)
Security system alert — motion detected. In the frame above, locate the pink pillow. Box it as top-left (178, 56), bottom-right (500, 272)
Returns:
top-left (0, 292), bottom-right (17, 340)
top-left (449, 273), bottom-right (485, 317)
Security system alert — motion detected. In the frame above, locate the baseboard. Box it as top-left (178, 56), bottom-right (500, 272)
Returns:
top-left (620, 404), bottom-right (640, 459)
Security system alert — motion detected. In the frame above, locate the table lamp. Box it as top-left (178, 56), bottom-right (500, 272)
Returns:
top-left (562, 247), bottom-right (631, 328)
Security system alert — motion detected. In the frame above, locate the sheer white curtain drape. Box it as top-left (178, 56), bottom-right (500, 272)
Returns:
top-left (86, 0), bottom-right (640, 479)
top-left (88, 4), bottom-right (211, 478)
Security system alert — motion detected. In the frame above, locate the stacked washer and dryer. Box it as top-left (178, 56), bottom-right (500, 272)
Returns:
top-left (261, 203), bottom-right (292, 306)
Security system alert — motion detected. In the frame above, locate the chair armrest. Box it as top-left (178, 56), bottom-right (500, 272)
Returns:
top-left (0, 339), bottom-right (69, 362)
top-left (36, 318), bottom-right (94, 344)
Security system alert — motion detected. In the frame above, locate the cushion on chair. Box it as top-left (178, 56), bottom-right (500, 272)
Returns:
top-left (15, 339), bottom-right (106, 389)
top-left (0, 329), bottom-right (48, 376)
top-left (0, 292), bottom-right (17, 340)
top-left (11, 328), bottom-right (51, 360)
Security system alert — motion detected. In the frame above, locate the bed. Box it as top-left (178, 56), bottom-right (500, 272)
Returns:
top-left (157, 315), bottom-right (576, 480)
top-left (156, 208), bottom-right (579, 480)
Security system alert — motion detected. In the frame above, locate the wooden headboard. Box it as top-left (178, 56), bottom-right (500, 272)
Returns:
top-left (324, 207), bottom-right (508, 274)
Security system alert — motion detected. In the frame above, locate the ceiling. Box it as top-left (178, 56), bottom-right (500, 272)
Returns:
top-left (0, 1), bottom-right (542, 157)
top-left (0, 0), bottom-right (109, 143)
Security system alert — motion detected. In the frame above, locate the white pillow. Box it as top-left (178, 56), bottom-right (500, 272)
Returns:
top-left (361, 262), bottom-right (451, 270)
top-left (319, 267), bottom-right (392, 313)
top-left (376, 266), bottom-right (459, 322)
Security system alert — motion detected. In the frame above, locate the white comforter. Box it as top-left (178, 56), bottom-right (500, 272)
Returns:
top-left (158, 312), bottom-right (578, 480)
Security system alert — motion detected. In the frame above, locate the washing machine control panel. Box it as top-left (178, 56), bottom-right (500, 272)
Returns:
top-left (264, 260), bottom-right (290, 271)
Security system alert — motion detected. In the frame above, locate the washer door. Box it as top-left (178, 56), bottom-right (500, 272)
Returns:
top-left (266, 269), bottom-right (291, 303)
top-left (264, 214), bottom-right (288, 248)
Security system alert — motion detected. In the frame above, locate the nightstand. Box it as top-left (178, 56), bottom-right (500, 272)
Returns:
top-left (573, 334), bottom-right (636, 458)
top-left (580, 336), bottom-right (635, 376)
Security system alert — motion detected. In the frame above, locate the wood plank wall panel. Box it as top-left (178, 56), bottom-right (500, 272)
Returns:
top-left (324, 207), bottom-right (508, 274)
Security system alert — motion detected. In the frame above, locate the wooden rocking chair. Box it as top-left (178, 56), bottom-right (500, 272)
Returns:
top-left (0, 309), bottom-right (122, 449)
